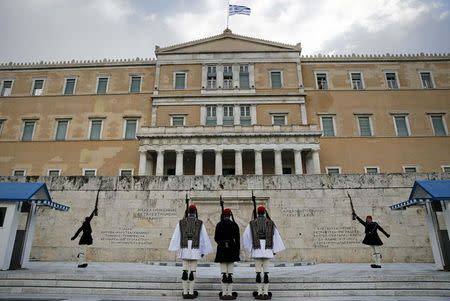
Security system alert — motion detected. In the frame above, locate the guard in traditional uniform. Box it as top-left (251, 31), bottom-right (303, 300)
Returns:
top-left (353, 212), bottom-right (390, 268)
top-left (214, 208), bottom-right (240, 300)
top-left (71, 208), bottom-right (97, 268)
top-left (243, 205), bottom-right (285, 300)
top-left (169, 204), bottom-right (213, 299)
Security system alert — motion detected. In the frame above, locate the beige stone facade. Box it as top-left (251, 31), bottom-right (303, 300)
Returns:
top-left (0, 29), bottom-right (449, 176)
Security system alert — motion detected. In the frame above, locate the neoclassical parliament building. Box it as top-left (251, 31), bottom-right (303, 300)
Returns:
top-left (1, 29), bottom-right (449, 177)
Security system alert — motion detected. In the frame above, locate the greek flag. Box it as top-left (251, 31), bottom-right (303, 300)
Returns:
top-left (229, 4), bottom-right (251, 16)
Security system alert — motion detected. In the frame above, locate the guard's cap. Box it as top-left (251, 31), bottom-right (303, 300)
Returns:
top-left (257, 205), bottom-right (266, 214)
top-left (223, 208), bottom-right (232, 216)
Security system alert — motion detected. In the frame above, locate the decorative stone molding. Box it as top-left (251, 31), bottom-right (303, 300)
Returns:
top-left (301, 53), bottom-right (450, 62)
top-left (0, 58), bottom-right (156, 70)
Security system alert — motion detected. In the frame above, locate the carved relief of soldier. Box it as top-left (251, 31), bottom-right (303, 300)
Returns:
top-left (353, 212), bottom-right (390, 268)
top-left (71, 208), bottom-right (97, 268)
top-left (169, 201), bottom-right (213, 299)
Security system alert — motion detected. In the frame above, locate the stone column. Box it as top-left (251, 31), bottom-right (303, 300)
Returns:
top-left (311, 150), bottom-right (321, 174)
top-left (217, 105), bottom-right (224, 125)
top-left (294, 149), bottom-right (303, 175)
top-left (234, 105), bottom-right (240, 125)
top-left (175, 150), bottom-right (184, 176)
top-left (138, 151), bottom-right (147, 176)
top-left (235, 149), bottom-right (243, 175)
top-left (300, 103), bottom-right (308, 125)
top-left (255, 149), bottom-right (263, 175)
top-left (215, 150), bottom-right (223, 176)
top-left (155, 150), bottom-right (164, 176)
top-left (195, 150), bottom-right (203, 176)
top-left (274, 149), bottom-right (283, 175)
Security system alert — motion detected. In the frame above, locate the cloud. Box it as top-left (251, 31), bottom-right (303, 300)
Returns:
top-left (0, 0), bottom-right (449, 62)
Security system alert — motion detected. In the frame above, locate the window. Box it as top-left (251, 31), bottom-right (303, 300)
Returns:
top-left (320, 116), bottom-right (335, 137)
top-left (223, 65), bottom-right (233, 89)
top-left (130, 76), bottom-right (141, 93)
top-left (175, 72), bottom-right (186, 90)
top-left (83, 169), bottom-right (96, 176)
top-left (403, 166), bottom-right (417, 173)
top-left (357, 116), bottom-right (372, 137)
top-left (55, 119), bottom-right (69, 141)
top-left (22, 120), bottom-right (36, 141)
top-left (316, 73), bottom-right (328, 90)
top-left (326, 167), bottom-right (341, 175)
top-left (0, 120), bottom-right (4, 136)
top-left (270, 71), bottom-right (282, 88)
top-left (63, 78), bottom-right (76, 95)
top-left (430, 115), bottom-right (447, 136)
top-left (223, 105), bottom-right (234, 125)
top-left (207, 66), bottom-right (217, 89)
top-left (171, 116), bottom-right (185, 127)
top-left (120, 169), bottom-right (133, 176)
top-left (96, 77), bottom-right (108, 94)
top-left (442, 166), bottom-right (450, 173)
top-left (12, 169), bottom-right (26, 176)
top-left (385, 72), bottom-right (398, 89)
top-left (393, 115), bottom-right (410, 137)
top-left (272, 114), bottom-right (287, 125)
top-left (48, 169), bottom-right (61, 176)
top-left (206, 105), bottom-right (217, 126)
top-left (0, 207), bottom-right (7, 227)
top-left (420, 72), bottom-right (434, 89)
top-left (240, 105), bottom-right (251, 125)
top-left (350, 72), bottom-right (364, 90)
top-left (365, 167), bottom-right (379, 174)
top-left (89, 119), bottom-right (103, 140)
top-left (124, 119), bottom-right (137, 139)
top-left (1, 80), bottom-right (13, 96)
top-left (239, 65), bottom-right (249, 89)
top-left (32, 79), bottom-right (44, 96)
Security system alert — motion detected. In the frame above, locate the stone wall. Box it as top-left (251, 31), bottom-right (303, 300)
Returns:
top-left (2, 173), bottom-right (449, 263)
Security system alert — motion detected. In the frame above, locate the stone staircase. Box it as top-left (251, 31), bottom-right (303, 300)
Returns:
top-left (1, 272), bottom-right (450, 298)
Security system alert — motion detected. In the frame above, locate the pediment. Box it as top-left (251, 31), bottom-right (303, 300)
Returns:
top-left (156, 29), bottom-right (301, 55)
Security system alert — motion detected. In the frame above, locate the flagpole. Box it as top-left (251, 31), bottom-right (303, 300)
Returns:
top-left (226, 0), bottom-right (229, 29)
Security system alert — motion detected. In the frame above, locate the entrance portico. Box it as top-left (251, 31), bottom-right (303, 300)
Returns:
top-left (138, 125), bottom-right (322, 176)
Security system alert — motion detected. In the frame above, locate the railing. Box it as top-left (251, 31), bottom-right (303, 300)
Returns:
top-left (138, 124), bottom-right (320, 137)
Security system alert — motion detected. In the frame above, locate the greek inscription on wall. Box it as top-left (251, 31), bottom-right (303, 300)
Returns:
top-left (133, 208), bottom-right (177, 220)
top-left (282, 208), bottom-right (325, 217)
top-left (313, 226), bottom-right (360, 248)
top-left (100, 227), bottom-right (151, 247)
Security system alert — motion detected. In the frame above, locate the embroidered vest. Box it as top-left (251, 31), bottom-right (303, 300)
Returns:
top-left (179, 217), bottom-right (202, 249)
top-left (249, 218), bottom-right (275, 249)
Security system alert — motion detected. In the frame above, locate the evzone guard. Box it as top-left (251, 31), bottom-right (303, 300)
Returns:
top-left (348, 192), bottom-right (390, 268)
top-left (214, 197), bottom-right (240, 300)
top-left (169, 196), bottom-right (213, 299)
top-left (243, 193), bottom-right (285, 300)
top-left (71, 207), bottom-right (97, 268)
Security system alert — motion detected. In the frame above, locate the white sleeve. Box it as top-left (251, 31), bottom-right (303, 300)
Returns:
top-left (200, 224), bottom-right (213, 255)
top-left (168, 223), bottom-right (181, 252)
top-left (243, 224), bottom-right (253, 253)
top-left (272, 227), bottom-right (286, 254)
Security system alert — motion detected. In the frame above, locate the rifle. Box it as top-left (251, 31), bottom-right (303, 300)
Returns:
top-left (252, 190), bottom-right (257, 220)
top-left (184, 193), bottom-right (189, 218)
top-left (219, 195), bottom-right (224, 220)
top-left (94, 179), bottom-right (101, 216)
top-left (347, 191), bottom-right (356, 220)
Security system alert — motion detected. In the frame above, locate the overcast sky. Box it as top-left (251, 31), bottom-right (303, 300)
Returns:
top-left (1, 0), bottom-right (450, 63)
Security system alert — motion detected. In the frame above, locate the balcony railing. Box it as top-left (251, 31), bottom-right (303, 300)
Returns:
top-left (138, 124), bottom-right (320, 138)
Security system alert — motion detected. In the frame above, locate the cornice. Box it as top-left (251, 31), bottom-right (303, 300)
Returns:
top-left (301, 52), bottom-right (450, 62)
top-left (0, 57), bottom-right (156, 71)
